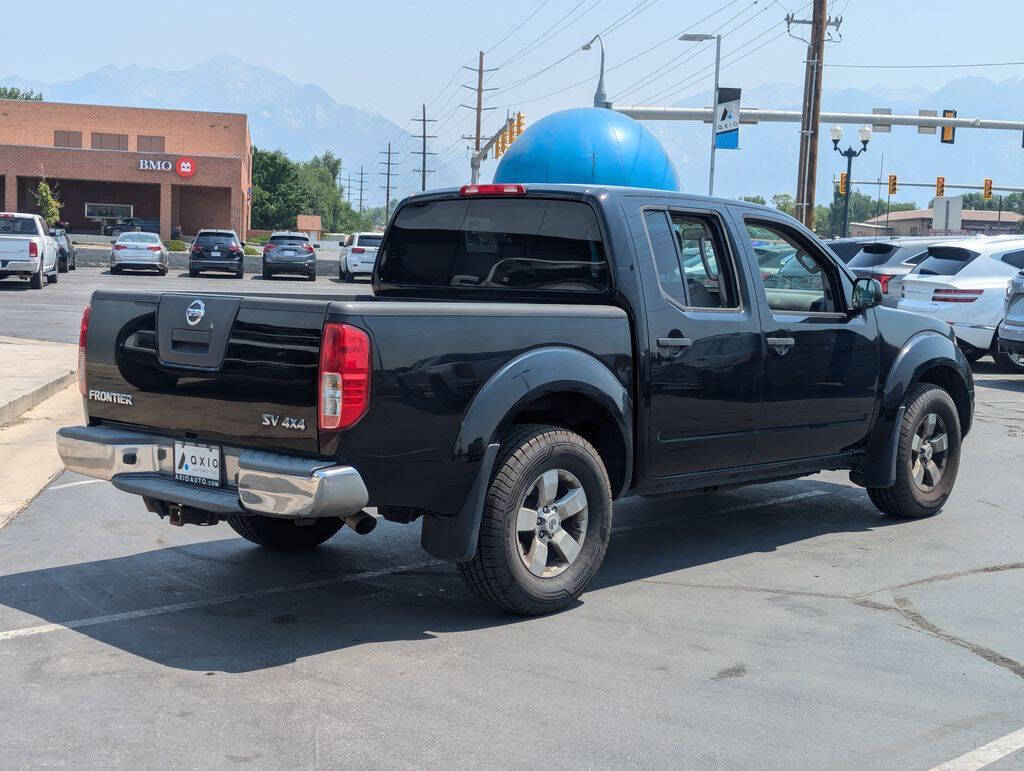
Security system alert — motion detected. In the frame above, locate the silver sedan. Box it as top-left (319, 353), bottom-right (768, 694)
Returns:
top-left (109, 232), bottom-right (169, 275)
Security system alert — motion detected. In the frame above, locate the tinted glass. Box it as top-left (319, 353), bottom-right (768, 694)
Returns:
top-left (118, 233), bottom-right (160, 243)
top-left (915, 247), bottom-right (979, 276)
top-left (378, 198), bottom-right (607, 292)
top-left (0, 217), bottom-right (39, 235)
top-left (643, 210), bottom-right (685, 304)
top-left (269, 235), bottom-right (309, 246)
top-left (669, 213), bottom-right (737, 308)
top-left (746, 221), bottom-right (837, 313)
top-left (999, 250), bottom-right (1024, 270)
top-left (195, 232), bottom-right (237, 246)
top-left (847, 242), bottom-right (897, 268)
top-left (356, 235), bottom-right (382, 247)
top-left (826, 241), bottom-right (869, 263)
top-left (903, 250), bottom-right (929, 265)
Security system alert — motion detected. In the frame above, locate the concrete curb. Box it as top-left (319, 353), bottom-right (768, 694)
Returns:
top-left (0, 369), bottom-right (77, 428)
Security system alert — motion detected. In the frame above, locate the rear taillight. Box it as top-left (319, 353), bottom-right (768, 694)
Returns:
top-left (303, 243), bottom-right (315, 253)
top-left (147, 245), bottom-right (162, 252)
top-left (78, 306), bottom-right (91, 396)
top-left (28, 242), bottom-right (38, 258)
top-left (932, 288), bottom-right (983, 303)
top-left (228, 244), bottom-right (242, 253)
top-left (459, 183), bottom-right (526, 196)
top-left (877, 274), bottom-right (895, 293)
top-left (113, 244), bottom-right (127, 250)
top-left (351, 247), bottom-right (366, 254)
top-left (263, 243), bottom-right (272, 253)
top-left (191, 245), bottom-right (202, 254)
top-left (318, 323), bottom-right (371, 431)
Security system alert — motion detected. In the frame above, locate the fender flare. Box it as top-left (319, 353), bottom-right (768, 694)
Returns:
top-left (421, 346), bottom-right (632, 562)
top-left (852, 331), bottom-right (971, 488)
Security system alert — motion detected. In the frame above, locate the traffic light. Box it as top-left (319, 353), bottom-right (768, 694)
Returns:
top-left (935, 176), bottom-right (945, 198)
top-left (507, 117), bottom-right (518, 143)
top-left (940, 109), bottom-right (956, 144)
top-left (494, 130), bottom-right (506, 159)
top-left (888, 174), bottom-right (898, 195)
top-left (983, 178), bottom-right (993, 200)
top-left (515, 112), bottom-right (525, 138)
top-left (837, 172), bottom-right (847, 195)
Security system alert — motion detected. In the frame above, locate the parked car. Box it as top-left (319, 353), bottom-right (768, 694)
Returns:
top-left (189, 229), bottom-right (245, 278)
top-left (845, 236), bottom-right (960, 307)
top-left (104, 218), bottom-right (160, 237)
top-left (997, 269), bottom-right (1024, 369)
top-left (262, 231), bottom-right (318, 281)
top-left (898, 237), bottom-right (1024, 371)
top-left (52, 228), bottom-right (77, 272)
top-left (340, 232), bottom-right (383, 281)
top-left (109, 232), bottom-right (168, 275)
top-left (0, 213), bottom-right (59, 289)
top-left (825, 236), bottom-right (886, 263)
top-left (58, 184), bottom-right (974, 616)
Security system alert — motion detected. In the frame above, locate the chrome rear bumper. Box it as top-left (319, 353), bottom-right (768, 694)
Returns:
top-left (55, 425), bottom-right (368, 519)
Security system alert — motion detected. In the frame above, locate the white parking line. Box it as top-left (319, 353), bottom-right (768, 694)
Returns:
top-left (47, 479), bottom-right (103, 492)
top-left (0, 488), bottom-right (834, 642)
top-left (931, 726), bottom-right (1024, 770)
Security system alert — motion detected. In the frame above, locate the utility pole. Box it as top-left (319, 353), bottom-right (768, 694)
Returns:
top-left (412, 103), bottom-right (437, 192)
top-left (379, 142), bottom-right (397, 221)
top-left (342, 173), bottom-right (352, 204)
top-left (789, 2), bottom-right (841, 228)
top-left (461, 52), bottom-right (498, 151)
top-left (356, 166), bottom-right (367, 213)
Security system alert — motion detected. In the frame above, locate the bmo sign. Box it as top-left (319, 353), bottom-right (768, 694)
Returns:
top-left (138, 157), bottom-right (197, 178)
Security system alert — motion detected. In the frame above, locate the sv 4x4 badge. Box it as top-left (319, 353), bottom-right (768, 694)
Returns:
top-left (262, 413), bottom-right (306, 431)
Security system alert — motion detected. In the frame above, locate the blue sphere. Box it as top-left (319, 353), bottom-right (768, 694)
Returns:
top-left (494, 107), bottom-right (680, 191)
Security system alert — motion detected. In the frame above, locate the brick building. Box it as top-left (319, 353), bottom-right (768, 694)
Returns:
top-left (0, 100), bottom-right (252, 239)
top-left (850, 208), bottom-right (1023, 237)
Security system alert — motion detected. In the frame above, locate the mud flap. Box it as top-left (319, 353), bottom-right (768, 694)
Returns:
top-left (420, 443), bottom-right (500, 562)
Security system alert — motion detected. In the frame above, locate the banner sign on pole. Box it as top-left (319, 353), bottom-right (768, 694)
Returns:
top-left (715, 87), bottom-right (741, 149)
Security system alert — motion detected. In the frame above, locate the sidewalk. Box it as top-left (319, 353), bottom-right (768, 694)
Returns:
top-left (0, 336), bottom-right (78, 427)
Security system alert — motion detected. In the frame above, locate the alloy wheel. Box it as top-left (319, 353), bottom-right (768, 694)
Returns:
top-left (910, 412), bottom-right (948, 492)
top-left (515, 469), bottom-right (588, 578)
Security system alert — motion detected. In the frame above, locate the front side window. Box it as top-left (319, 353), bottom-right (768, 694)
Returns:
top-left (378, 198), bottom-right (608, 292)
top-left (746, 220), bottom-right (839, 313)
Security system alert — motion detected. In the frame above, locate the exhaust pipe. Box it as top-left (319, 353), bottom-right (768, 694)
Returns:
top-left (343, 510), bottom-right (377, 535)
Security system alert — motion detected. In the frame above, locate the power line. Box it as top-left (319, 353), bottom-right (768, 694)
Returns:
top-left (827, 60), bottom-right (1024, 69)
top-left (486, 0), bottom-right (554, 53)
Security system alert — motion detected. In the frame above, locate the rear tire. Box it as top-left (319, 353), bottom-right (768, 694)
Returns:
top-left (457, 424), bottom-right (613, 616)
top-left (110, 266), bottom-right (121, 275)
top-left (46, 268), bottom-right (57, 284)
top-left (189, 268), bottom-right (198, 278)
top-left (339, 267), bottom-right (352, 282)
top-left (29, 261), bottom-right (43, 289)
top-left (867, 384), bottom-right (961, 519)
top-left (235, 268), bottom-right (245, 279)
top-left (262, 269), bottom-right (272, 280)
top-left (226, 515), bottom-right (344, 550)
top-left (58, 253), bottom-right (68, 273)
top-left (308, 270), bottom-right (317, 281)
top-left (993, 349), bottom-right (1024, 373)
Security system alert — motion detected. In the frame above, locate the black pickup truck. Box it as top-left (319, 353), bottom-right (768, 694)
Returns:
top-left (58, 183), bottom-right (974, 615)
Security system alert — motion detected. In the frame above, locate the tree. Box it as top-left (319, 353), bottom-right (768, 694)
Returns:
top-left (297, 151), bottom-right (348, 232)
top-left (739, 195), bottom-right (766, 205)
top-left (33, 180), bottom-right (62, 227)
top-left (0, 87), bottom-right (42, 101)
top-left (771, 193), bottom-right (796, 216)
top-left (251, 148), bottom-right (305, 230)
top-left (825, 190), bottom-right (918, 238)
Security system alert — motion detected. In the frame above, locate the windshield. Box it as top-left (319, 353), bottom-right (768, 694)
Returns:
top-left (117, 233), bottom-right (160, 243)
top-left (356, 235), bottom-right (382, 248)
top-left (378, 198), bottom-right (608, 292)
top-left (915, 246), bottom-right (980, 276)
top-left (847, 243), bottom-right (898, 268)
top-left (0, 217), bottom-right (39, 235)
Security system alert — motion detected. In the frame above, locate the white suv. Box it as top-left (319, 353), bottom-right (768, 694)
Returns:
top-left (340, 232), bottom-right (383, 282)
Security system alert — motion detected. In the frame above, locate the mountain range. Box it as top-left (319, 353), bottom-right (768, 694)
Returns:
top-left (0, 55), bottom-right (462, 201)
top-left (4, 57), bottom-right (1022, 207)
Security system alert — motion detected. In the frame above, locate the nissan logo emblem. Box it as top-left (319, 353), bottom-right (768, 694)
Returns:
top-left (185, 299), bottom-right (206, 326)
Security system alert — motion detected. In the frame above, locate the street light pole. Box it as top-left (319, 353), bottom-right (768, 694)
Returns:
top-left (830, 124), bottom-right (872, 237)
top-left (582, 35), bottom-right (610, 108)
top-left (680, 33), bottom-right (722, 196)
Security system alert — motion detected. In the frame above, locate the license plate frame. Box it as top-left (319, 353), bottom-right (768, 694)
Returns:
top-left (211, 250), bottom-right (221, 257)
top-left (173, 441), bottom-right (222, 488)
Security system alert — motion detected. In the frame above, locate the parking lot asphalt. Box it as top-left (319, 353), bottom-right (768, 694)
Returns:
top-left (0, 360), bottom-right (1021, 766)
top-left (0, 267), bottom-right (370, 344)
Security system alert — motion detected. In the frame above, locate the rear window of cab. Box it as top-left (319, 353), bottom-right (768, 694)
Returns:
top-left (377, 198), bottom-right (608, 293)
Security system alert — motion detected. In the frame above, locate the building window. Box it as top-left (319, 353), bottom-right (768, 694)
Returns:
top-left (137, 135), bottom-right (165, 153)
top-left (54, 130), bottom-right (82, 148)
top-left (91, 132), bottom-right (129, 151)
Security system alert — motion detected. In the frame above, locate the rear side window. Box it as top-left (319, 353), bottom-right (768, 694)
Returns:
top-left (915, 247), bottom-right (980, 276)
top-left (378, 198), bottom-right (608, 292)
top-left (356, 235), bottom-right (382, 248)
top-left (999, 250), bottom-right (1024, 270)
top-left (0, 217), bottom-right (39, 235)
top-left (847, 243), bottom-right (897, 268)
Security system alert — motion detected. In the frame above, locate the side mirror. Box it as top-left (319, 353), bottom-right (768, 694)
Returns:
top-left (110, 240), bottom-right (116, 245)
top-left (314, 243), bottom-right (321, 249)
top-left (852, 277), bottom-right (883, 312)
top-left (240, 241), bottom-right (246, 247)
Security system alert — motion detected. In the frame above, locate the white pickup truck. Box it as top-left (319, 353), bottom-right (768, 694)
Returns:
top-left (0, 213), bottom-right (59, 289)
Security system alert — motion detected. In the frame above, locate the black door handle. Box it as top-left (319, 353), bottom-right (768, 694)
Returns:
top-left (657, 337), bottom-right (692, 348)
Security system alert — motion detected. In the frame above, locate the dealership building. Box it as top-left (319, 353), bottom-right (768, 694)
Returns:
top-left (0, 100), bottom-right (252, 239)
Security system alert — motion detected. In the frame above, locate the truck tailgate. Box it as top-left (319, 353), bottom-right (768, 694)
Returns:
top-left (84, 290), bottom-right (331, 456)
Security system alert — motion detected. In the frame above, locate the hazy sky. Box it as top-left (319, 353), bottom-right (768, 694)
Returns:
top-left (6, 0), bottom-right (1023, 183)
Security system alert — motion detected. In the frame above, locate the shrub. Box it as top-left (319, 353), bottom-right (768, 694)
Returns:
top-left (164, 240), bottom-right (189, 252)
top-left (243, 246), bottom-right (260, 256)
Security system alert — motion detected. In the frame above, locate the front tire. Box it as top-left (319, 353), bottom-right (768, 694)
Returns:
top-left (458, 424), bottom-right (613, 616)
top-left (993, 349), bottom-right (1024, 373)
top-left (226, 515), bottom-right (344, 550)
top-left (867, 384), bottom-right (961, 519)
top-left (262, 268), bottom-right (272, 280)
